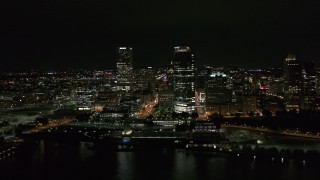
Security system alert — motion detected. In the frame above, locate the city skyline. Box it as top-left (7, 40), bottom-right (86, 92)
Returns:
top-left (1, 1), bottom-right (320, 70)
top-left (0, 46), bottom-right (318, 72)
top-left (2, 1), bottom-right (320, 179)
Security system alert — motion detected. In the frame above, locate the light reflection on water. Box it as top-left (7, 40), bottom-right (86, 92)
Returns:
top-left (0, 140), bottom-right (318, 180)
top-left (117, 152), bottom-right (135, 180)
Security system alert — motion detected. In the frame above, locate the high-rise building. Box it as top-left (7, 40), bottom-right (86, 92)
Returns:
top-left (283, 54), bottom-right (303, 110)
top-left (194, 66), bottom-right (210, 110)
top-left (206, 71), bottom-right (231, 105)
top-left (116, 47), bottom-right (133, 93)
top-left (303, 62), bottom-right (317, 109)
top-left (158, 90), bottom-right (175, 109)
top-left (267, 68), bottom-right (284, 95)
top-left (205, 71), bottom-right (235, 115)
top-left (134, 67), bottom-right (156, 92)
top-left (173, 46), bottom-right (195, 113)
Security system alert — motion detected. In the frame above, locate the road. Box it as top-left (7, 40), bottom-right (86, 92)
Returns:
top-left (222, 124), bottom-right (320, 140)
top-left (23, 118), bottom-right (75, 134)
top-left (136, 98), bottom-right (158, 119)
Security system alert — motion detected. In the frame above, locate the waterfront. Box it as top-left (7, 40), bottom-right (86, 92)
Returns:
top-left (224, 127), bottom-right (320, 152)
top-left (1, 139), bottom-right (319, 180)
top-left (2, 120), bottom-right (320, 180)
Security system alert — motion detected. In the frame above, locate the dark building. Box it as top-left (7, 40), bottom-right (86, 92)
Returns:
top-left (316, 67), bottom-right (320, 96)
top-left (134, 67), bottom-right (156, 92)
top-left (120, 96), bottom-right (141, 114)
top-left (195, 66), bottom-right (210, 90)
top-left (268, 68), bottom-right (284, 95)
top-left (205, 71), bottom-right (231, 106)
top-left (100, 106), bottom-right (129, 121)
top-left (96, 91), bottom-right (119, 105)
top-left (158, 90), bottom-right (175, 109)
top-left (166, 62), bottom-right (174, 91)
top-left (116, 47), bottom-right (133, 94)
top-left (194, 66), bottom-right (210, 115)
top-left (173, 46), bottom-right (195, 113)
top-left (283, 54), bottom-right (303, 110)
top-left (303, 62), bottom-right (317, 109)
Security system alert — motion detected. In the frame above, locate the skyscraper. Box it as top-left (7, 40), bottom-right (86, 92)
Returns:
top-left (134, 67), bottom-right (156, 92)
top-left (303, 62), bottom-right (317, 109)
top-left (283, 54), bottom-right (303, 110)
top-left (116, 47), bottom-right (133, 93)
top-left (173, 46), bottom-right (195, 113)
top-left (206, 71), bottom-right (231, 105)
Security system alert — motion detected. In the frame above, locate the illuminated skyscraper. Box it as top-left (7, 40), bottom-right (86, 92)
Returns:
top-left (283, 54), bottom-right (303, 110)
top-left (173, 46), bottom-right (195, 113)
top-left (116, 47), bottom-right (133, 93)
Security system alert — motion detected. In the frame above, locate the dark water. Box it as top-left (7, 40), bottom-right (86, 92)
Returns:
top-left (1, 140), bottom-right (318, 180)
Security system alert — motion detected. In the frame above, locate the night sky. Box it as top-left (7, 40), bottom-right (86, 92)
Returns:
top-left (1, 0), bottom-right (320, 71)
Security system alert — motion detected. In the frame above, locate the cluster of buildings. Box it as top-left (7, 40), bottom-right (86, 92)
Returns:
top-left (113, 47), bottom-right (320, 117)
top-left (1, 47), bottom-right (320, 120)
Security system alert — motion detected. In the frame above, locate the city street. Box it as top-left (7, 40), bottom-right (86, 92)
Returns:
top-left (23, 118), bottom-right (75, 134)
top-left (136, 98), bottom-right (158, 119)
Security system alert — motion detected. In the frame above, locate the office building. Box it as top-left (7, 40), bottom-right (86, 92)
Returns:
top-left (206, 71), bottom-right (231, 105)
top-left (173, 46), bottom-right (195, 113)
top-left (116, 47), bottom-right (133, 93)
top-left (303, 62), bottom-right (317, 109)
top-left (283, 54), bottom-right (303, 110)
top-left (134, 67), bottom-right (156, 92)
top-left (158, 90), bottom-right (175, 109)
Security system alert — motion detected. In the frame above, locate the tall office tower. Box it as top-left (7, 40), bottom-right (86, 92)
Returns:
top-left (303, 62), bottom-right (317, 109)
top-left (205, 71), bottom-right (233, 115)
top-left (134, 67), bottom-right (156, 92)
top-left (283, 54), bottom-right (303, 110)
top-left (268, 68), bottom-right (284, 95)
top-left (229, 68), bottom-right (243, 97)
top-left (116, 47), bottom-right (133, 94)
top-left (195, 66), bottom-right (210, 105)
top-left (173, 46), bottom-right (195, 113)
top-left (206, 71), bottom-right (231, 105)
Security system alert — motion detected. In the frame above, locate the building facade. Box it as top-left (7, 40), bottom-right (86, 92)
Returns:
top-left (283, 54), bottom-right (303, 110)
top-left (173, 46), bottom-right (195, 113)
top-left (303, 62), bottom-right (317, 109)
top-left (134, 67), bottom-right (156, 92)
top-left (116, 47), bottom-right (133, 93)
